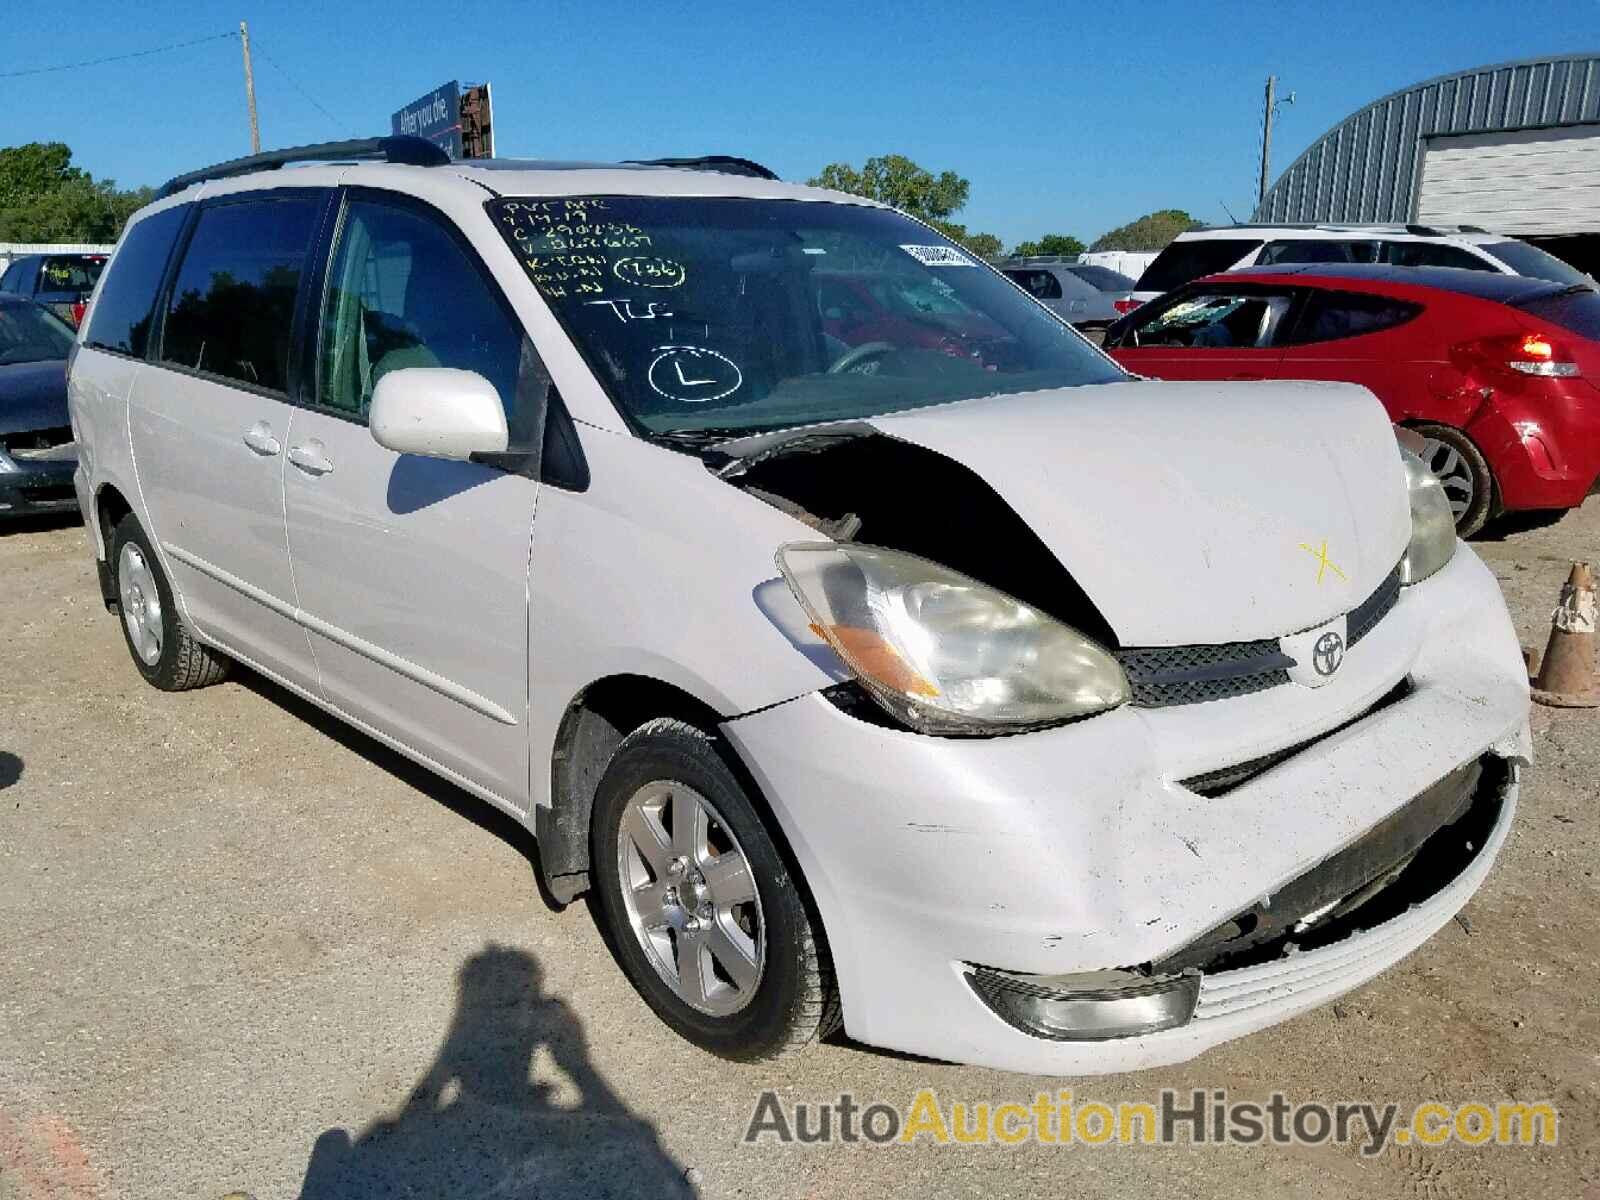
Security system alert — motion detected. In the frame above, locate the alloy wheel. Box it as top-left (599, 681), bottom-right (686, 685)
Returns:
top-left (1419, 436), bottom-right (1475, 519)
top-left (616, 781), bottom-right (765, 1016)
top-left (117, 542), bottom-right (164, 666)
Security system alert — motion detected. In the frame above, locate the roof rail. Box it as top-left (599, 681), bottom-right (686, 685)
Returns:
top-left (622, 155), bottom-right (778, 180)
top-left (155, 135), bottom-right (450, 200)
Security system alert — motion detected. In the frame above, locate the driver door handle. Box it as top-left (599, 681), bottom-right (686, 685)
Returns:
top-left (287, 441), bottom-right (334, 476)
top-left (241, 423), bottom-right (281, 456)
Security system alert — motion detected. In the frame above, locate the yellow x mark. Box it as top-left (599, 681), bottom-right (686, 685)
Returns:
top-left (1298, 540), bottom-right (1347, 584)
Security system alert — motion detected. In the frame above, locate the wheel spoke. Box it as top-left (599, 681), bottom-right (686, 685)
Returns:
top-left (629, 878), bottom-right (673, 928)
top-left (701, 850), bottom-right (756, 906)
top-left (620, 801), bottom-right (672, 878)
top-left (671, 793), bottom-right (710, 861)
top-left (704, 921), bottom-right (760, 993)
top-left (675, 928), bottom-right (711, 1006)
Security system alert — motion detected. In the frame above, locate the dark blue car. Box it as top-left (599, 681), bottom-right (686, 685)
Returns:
top-left (0, 296), bottom-right (77, 520)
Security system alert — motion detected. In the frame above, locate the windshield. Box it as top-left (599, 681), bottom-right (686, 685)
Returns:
top-left (488, 196), bottom-right (1124, 436)
top-left (0, 301), bottom-right (73, 365)
top-left (1481, 241), bottom-right (1593, 288)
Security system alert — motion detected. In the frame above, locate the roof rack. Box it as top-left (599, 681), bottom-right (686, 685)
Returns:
top-left (622, 155), bottom-right (778, 180)
top-left (154, 135), bottom-right (449, 200)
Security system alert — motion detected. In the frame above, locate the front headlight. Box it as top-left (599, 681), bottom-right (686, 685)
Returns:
top-left (777, 542), bottom-right (1130, 734)
top-left (1400, 448), bottom-right (1457, 585)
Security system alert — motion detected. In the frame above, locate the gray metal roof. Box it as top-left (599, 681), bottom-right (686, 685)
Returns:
top-left (1253, 54), bottom-right (1600, 224)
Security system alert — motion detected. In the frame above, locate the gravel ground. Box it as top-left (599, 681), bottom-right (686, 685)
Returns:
top-left (1, 503), bottom-right (1596, 1199)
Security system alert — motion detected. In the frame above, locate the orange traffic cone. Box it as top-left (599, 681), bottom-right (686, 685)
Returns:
top-left (1530, 561), bottom-right (1599, 708)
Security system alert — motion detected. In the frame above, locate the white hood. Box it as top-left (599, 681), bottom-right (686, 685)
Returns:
top-left (867, 380), bottom-right (1412, 646)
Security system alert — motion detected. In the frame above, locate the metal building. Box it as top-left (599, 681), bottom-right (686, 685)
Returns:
top-left (1253, 54), bottom-right (1600, 254)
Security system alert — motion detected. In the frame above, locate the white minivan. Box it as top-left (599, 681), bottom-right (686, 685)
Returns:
top-left (68, 137), bottom-right (1531, 1074)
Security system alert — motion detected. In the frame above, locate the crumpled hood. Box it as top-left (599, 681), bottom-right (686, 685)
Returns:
top-left (0, 359), bottom-right (69, 436)
top-left (867, 379), bottom-right (1412, 646)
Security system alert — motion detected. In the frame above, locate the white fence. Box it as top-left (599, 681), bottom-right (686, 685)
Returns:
top-left (0, 242), bottom-right (116, 270)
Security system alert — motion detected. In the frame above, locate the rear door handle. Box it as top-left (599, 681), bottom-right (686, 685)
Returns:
top-left (287, 441), bottom-right (334, 476)
top-left (242, 423), bottom-right (281, 456)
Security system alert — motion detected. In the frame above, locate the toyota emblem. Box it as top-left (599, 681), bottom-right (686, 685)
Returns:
top-left (1312, 631), bottom-right (1345, 677)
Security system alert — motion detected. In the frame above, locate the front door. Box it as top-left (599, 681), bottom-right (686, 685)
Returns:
top-left (128, 192), bottom-right (327, 687)
top-left (282, 191), bottom-right (542, 807)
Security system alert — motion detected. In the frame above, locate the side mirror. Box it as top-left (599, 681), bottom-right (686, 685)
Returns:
top-left (369, 367), bottom-right (509, 462)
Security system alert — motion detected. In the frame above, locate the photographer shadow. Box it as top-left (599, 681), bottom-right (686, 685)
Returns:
top-left (299, 944), bottom-right (695, 1199)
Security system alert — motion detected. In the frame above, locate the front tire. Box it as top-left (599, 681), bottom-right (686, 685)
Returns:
top-left (1414, 423), bottom-right (1495, 537)
top-left (590, 718), bottom-right (838, 1061)
top-left (111, 514), bottom-right (231, 691)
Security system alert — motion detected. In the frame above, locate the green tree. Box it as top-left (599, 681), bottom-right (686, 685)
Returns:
top-left (1089, 209), bottom-right (1200, 252)
top-left (810, 154), bottom-right (1001, 257)
top-left (0, 142), bottom-right (152, 242)
top-left (1010, 233), bottom-right (1085, 258)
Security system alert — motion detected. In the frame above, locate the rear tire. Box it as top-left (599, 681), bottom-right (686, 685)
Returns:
top-left (1413, 423), bottom-right (1495, 537)
top-left (110, 514), bottom-right (231, 691)
top-left (590, 718), bottom-right (838, 1061)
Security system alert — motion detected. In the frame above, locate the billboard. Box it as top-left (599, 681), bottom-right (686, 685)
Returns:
top-left (391, 81), bottom-right (464, 159)
top-left (391, 81), bottom-right (494, 160)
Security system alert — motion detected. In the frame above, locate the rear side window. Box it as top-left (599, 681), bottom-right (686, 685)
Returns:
top-left (1511, 287), bottom-right (1600, 341)
top-left (1283, 291), bottom-right (1421, 345)
top-left (161, 197), bottom-right (321, 393)
top-left (1064, 264), bottom-right (1135, 291)
top-left (84, 206), bottom-right (189, 358)
top-left (1135, 239), bottom-right (1263, 293)
top-left (1383, 242), bottom-right (1494, 271)
top-left (39, 256), bottom-right (104, 293)
top-left (1480, 240), bottom-right (1592, 287)
top-left (1005, 269), bottom-right (1063, 300)
top-left (1258, 239), bottom-right (1380, 266)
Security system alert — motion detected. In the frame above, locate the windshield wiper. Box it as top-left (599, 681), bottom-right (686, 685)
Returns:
top-left (649, 427), bottom-right (754, 449)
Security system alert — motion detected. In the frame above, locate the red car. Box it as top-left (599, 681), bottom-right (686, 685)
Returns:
top-left (815, 271), bottom-right (1017, 369)
top-left (1103, 263), bottom-right (1600, 534)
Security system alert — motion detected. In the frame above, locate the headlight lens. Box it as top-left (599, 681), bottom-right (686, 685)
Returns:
top-left (777, 542), bottom-right (1130, 734)
top-left (1400, 449), bottom-right (1456, 585)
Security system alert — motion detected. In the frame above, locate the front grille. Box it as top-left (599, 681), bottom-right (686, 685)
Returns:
top-left (1, 426), bottom-right (73, 453)
top-left (17, 482), bottom-right (75, 503)
top-left (1115, 560), bottom-right (1404, 709)
top-left (1115, 640), bottom-right (1291, 707)
top-left (1347, 565), bottom-right (1401, 647)
top-left (1180, 678), bottom-right (1412, 797)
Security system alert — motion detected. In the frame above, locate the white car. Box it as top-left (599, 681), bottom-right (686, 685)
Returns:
top-left (67, 137), bottom-right (1530, 1074)
top-left (1129, 222), bottom-right (1593, 308)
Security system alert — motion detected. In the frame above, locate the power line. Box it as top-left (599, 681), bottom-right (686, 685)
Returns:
top-left (247, 38), bottom-right (353, 134)
top-left (0, 31), bottom-right (238, 80)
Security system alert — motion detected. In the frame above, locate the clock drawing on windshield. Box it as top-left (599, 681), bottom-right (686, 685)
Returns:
top-left (647, 346), bottom-right (744, 404)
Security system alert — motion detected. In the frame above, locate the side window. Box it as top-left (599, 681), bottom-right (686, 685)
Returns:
top-left (84, 206), bottom-right (190, 358)
top-left (1283, 291), bottom-right (1422, 345)
top-left (1384, 241), bottom-right (1495, 271)
top-left (1004, 269), bottom-right (1063, 300)
top-left (1119, 290), bottom-right (1293, 349)
top-left (160, 197), bottom-right (321, 391)
top-left (317, 199), bottom-right (524, 428)
top-left (1259, 240), bottom-right (1380, 265)
top-left (0, 260), bottom-right (27, 292)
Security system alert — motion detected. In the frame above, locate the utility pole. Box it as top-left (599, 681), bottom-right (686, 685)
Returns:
top-left (1259, 75), bottom-right (1295, 209)
top-left (240, 20), bottom-right (261, 154)
top-left (1258, 75), bottom-right (1276, 207)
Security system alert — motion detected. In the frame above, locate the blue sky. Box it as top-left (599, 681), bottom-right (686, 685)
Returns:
top-left (4, 1), bottom-right (1596, 248)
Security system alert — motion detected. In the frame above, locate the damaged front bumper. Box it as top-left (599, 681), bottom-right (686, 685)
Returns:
top-left (722, 545), bottom-right (1531, 1074)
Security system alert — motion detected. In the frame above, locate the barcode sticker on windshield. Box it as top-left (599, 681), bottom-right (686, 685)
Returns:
top-left (900, 244), bottom-right (976, 267)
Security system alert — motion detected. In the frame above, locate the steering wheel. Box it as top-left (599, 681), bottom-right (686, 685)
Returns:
top-left (827, 340), bottom-right (895, 375)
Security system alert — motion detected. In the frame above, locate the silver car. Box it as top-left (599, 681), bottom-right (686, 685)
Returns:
top-left (999, 257), bottom-right (1135, 332)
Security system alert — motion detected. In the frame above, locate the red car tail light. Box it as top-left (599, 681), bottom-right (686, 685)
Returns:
top-left (70, 301), bottom-right (87, 327)
top-left (1451, 332), bottom-right (1580, 381)
top-left (1112, 298), bottom-right (1142, 315)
